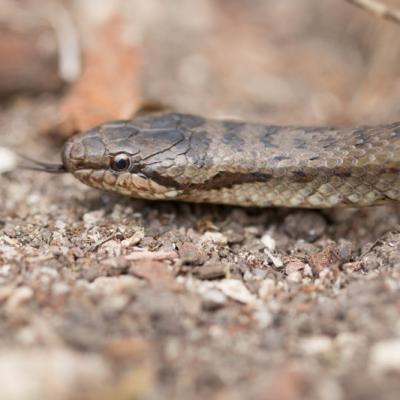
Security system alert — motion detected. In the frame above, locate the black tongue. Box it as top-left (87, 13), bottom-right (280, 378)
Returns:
top-left (17, 153), bottom-right (68, 173)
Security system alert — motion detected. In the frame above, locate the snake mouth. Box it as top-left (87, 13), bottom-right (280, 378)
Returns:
top-left (73, 168), bottom-right (183, 200)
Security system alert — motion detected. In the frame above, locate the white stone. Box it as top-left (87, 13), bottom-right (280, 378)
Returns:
top-left (51, 282), bottom-right (70, 296)
top-left (0, 147), bottom-right (17, 173)
top-left (6, 286), bottom-right (34, 313)
top-left (264, 248), bottom-right (283, 268)
top-left (253, 308), bottom-right (273, 328)
top-left (287, 271), bottom-right (302, 283)
top-left (200, 288), bottom-right (227, 306)
top-left (258, 279), bottom-right (276, 299)
top-left (83, 210), bottom-right (105, 227)
top-left (299, 335), bottom-right (333, 356)
top-left (89, 276), bottom-right (140, 295)
top-left (216, 279), bottom-right (256, 304)
top-left (0, 265), bottom-right (12, 277)
top-left (200, 231), bottom-right (228, 245)
top-left (0, 348), bottom-right (110, 400)
top-left (260, 231), bottom-right (276, 251)
top-left (370, 339), bottom-right (400, 374)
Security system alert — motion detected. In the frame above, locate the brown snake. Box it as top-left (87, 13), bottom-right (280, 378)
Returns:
top-left (32, 113), bottom-right (400, 208)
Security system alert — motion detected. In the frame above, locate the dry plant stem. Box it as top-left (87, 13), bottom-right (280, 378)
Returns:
top-left (346, 0), bottom-right (400, 25)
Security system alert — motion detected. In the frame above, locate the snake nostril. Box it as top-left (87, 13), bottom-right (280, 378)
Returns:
top-left (61, 140), bottom-right (86, 173)
top-left (70, 143), bottom-right (85, 160)
top-left (62, 134), bottom-right (108, 173)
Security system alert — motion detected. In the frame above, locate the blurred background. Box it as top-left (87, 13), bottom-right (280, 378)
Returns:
top-left (2, 0), bottom-right (400, 137)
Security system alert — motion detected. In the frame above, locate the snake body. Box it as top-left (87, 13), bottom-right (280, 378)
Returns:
top-left (61, 112), bottom-right (400, 208)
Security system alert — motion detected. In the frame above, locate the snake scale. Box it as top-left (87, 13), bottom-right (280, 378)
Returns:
top-left (41, 112), bottom-right (400, 208)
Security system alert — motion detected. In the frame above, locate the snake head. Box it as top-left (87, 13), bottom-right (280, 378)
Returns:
top-left (61, 113), bottom-right (207, 199)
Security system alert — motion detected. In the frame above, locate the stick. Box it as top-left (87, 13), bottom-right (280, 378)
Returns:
top-left (346, 0), bottom-right (400, 25)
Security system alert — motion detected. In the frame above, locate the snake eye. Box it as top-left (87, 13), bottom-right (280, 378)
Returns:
top-left (110, 153), bottom-right (131, 172)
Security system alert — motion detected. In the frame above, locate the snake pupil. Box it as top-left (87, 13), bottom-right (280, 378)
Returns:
top-left (111, 153), bottom-right (131, 171)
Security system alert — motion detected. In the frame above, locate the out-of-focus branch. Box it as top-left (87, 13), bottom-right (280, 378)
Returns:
top-left (346, 0), bottom-right (400, 25)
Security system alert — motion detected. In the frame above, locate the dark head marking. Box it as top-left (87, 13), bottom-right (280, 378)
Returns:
top-left (179, 114), bottom-right (206, 129)
top-left (222, 121), bottom-right (246, 150)
top-left (261, 126), bottom-right (280, 148)
top-left (273, 155), bottom-right (290, 162)
top-left (186, 130), bottom-right (210, 167)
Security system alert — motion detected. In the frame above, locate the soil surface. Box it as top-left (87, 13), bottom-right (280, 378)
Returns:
top-left (1, 1), bottom-right (400, 400)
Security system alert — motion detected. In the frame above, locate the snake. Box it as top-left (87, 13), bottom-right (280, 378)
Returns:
top-left (28, 112), bottom-right (400, 208)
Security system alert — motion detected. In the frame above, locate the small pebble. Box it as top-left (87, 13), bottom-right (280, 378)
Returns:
top-left (258, 279), bottom-right (276, 299)
top-left (0, 147), bottom-right (17, 173)
top-left (287, 271), bottom-right (302, 283)
top-left (200, 231), bottom-right (228, 245)
top-left (83, 210), bottom-right (105, 227)
top-left (261, 231), bottom-right (276, 251)
top-left (6, 286), bottom-right (34, 313)
top-left (194, 263), bottom-right (227, 280)
top-left (253, 308), bottom-right (273, 328)
top-left (284, 212), bottom-right (327, 242)
top-left (216, 279), bottom-right (257, 304)
top-left (285, 260), bottom-right (305, 275)
top-left (179, 242), bottom-right (208, 265)
top-left (370, 339), bottom-right (400, 374)
top-left (299, 335), bottom-right (333, 356)
top-left (201, 289), bottom-right (227, 310)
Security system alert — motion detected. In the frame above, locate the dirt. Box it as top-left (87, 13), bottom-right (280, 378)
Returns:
top-left (1, 1), bottom-right (400, 400)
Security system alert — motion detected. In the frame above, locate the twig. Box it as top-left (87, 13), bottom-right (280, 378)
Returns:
top-left (346, 0), bottom-right (400, 25)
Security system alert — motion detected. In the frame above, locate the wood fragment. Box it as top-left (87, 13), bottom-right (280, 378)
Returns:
top-left (59, 15), bottom-right (141, 136)
top-left (346, 0), bottom-right (400, 25)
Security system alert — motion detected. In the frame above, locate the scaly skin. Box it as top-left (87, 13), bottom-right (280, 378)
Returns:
top-left (61, 113), bottom-right (400, 208)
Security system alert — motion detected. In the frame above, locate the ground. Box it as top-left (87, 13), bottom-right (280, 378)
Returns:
top-left (0, 1), bottom-right (400, 399)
